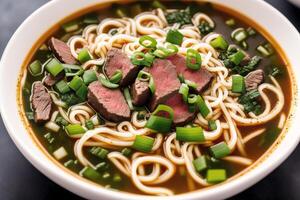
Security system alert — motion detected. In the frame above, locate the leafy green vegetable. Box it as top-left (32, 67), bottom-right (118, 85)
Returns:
top-left (238, 90), bottom-right (262, 115)
top-left (61, 92), bottom-right (82, 106)
top-left (198, 21), bottom-right (214, 36)
top-left (165, 7), bottom-right (192, 26)
top-left (259, 126), bottom-right (281, 147)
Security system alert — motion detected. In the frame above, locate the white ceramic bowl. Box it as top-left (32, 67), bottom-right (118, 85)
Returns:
top-left (0, 0), bottom-right (300, 199)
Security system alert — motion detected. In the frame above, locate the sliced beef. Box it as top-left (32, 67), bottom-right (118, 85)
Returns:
top-left (31, 81), bottom-right (53, 123)
top-left (167, 54), bottom-right (213, 93)
top-left (164, 93), bottom-right (195, 125)
top-left (131, 78), bottom-right (150, 106)
top-left (148, 59), bottom-right (181, 111)
top-left (43, 71), bottom-right (65, 87)
top-left (245, 69), bottom-right (264, 91)
top-left (105, 48), bottom-right (139, 86)
top-left (49, 37), bottom-right (76, 64)
top-left (88, 81), bottom-right (130, 122)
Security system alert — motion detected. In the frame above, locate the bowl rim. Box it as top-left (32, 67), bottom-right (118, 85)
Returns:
top-left (1, 0), bottom-right (300, 199)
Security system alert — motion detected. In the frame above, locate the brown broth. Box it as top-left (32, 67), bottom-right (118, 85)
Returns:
top-left (18, 0), bottom-right (294, 195)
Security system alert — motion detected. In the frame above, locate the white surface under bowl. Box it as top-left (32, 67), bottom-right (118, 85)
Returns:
top-left (0, 0), bottom-right (300, 200)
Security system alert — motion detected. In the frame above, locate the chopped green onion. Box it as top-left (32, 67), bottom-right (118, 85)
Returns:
top-left (185, 79), bottom-right (198, 90)
top-left (45, 58), bottom-right (64, 77)
top-left (44, 132), bottom-right (55, 144)
top-left (55, 80), bottom-right (70, 94)
top-left (241, 41), bottom-right (248, 50)
top-left (166, 29), bottom-right (183, 45)
top-left (193, 156), bottom-right (208, 172)
top-left (132, 135), bottom-right (154, 152)
top-left (179, 83), bottom-right (189, 103)
top-left (102, 172), bottom-right (111, 179)
top-left (116, 8), bottom-right (127, 18)
top-left (69, 76), bottom-right (84, 91)
top-left (225, 18), bottom-right (235, 27)
top-left (109, 70), bottom-right (123, 84)
top-left (99, 74), bottom-right (119, 89)
top-left (64, 159), bottom-right (77, 168)
top-left (55, 116), bottom-right (69, 126)
top-left (53, 146), bottom-right (68, 160)
top-left (153, 44), bottom-right (178, 58)
top-left (124, 87), bottom-right (134, 110)
top-left (78, 48), bottom-right (92, 63)
top-left (206, 169), bottom-right (227, 183)
top-left (80, 166), bottom-right (101, 182)
top-left (229, 50), bottom-right (245, 65)
top-left (83, 14), bottom-right (99, 24)
top-left (29, 60), bottom-right (43, 76)
top-left (65, 124), bottom-right (86, 136)
top-left (186, 49), bottom-right (202, 70)
top-left (121, 148), bottom-right (132, 157)
top-left (208, 120), bottom-right (217, 131)
top-left (85, 120), bottom-right (94, 130)
top-left (247, 27), bottom-right (256, 36)
top-left (256, 43), bottom-right (274, 57)
top-left (62, 21), bottom-right (80, 33)
top-left (131, 52), bottom-right (153, 67)
top-left (95, 162), bottom-right (109, 172)
top-left (231, 28), bottom-right (248, 43)
top-left (176, 127), bottom-right (205, 142)
top-left (232, 75), bottom-right (245, 93)
top-left (139, 35), bottom-right (157, 48)
top-left (178, 74), bottom-right (185, 83)
top-left (187, 94), bottom-right (199, 104)
top-left (149, 76), bottom-right (155, 94)
top-left (113, 173), bottom-right (122, 182)
top-left (76, 84), bottom-right (88, 100)
top-left (63, 64), bottom-right (82, 70)
top-left (198, 96), bottom-right (210, 118)
top-left (152, 0), bottom-right (166, 10)
top-left (90, 146), bottom-right (109, 159)
top-left (83, 69), bottom-right (98, 85)
top-left (210, 35), bottom-right (228, 50)
top-left (270, 67), bottom-right (282, 77)
top-left (138, 70), bottom-right (151, 82)
top-left (26, 112), bottom-right (34, 121)
top-left (210, 142), bottom-right (230, 158)
top-left (146, 105), bottom-right (174, 133)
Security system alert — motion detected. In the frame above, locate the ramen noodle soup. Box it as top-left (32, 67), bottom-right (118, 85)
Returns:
top-left (19, 0), bottom-right (292, 196)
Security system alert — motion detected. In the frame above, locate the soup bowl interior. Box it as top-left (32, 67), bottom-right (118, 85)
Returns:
top-left (0, 0), bottom-right (300, 199)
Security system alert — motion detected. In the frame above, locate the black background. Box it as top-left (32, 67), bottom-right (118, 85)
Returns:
top-left (0, 0), bottom-right (300, 199)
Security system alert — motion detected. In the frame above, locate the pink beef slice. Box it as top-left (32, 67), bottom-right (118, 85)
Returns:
top-left (49, 37), bottom-right (76, 64)
top-left (131, 78), bottom-right (150, 106)
top-left (105, 48), bottom-right (140, 86)
top-left (164, 93), bottom-right (196, 125)
top-left (88, 81), bottom-right (130, 122)
top-left (31, 81), bottom-right (53, 123)
top-left (148, 59), bottom-right (181, 111)
top-left (167, 54), bottom-right (213, 93)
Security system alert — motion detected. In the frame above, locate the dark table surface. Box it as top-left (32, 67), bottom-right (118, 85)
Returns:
top-left (1, 0), bottom-right (300, 199)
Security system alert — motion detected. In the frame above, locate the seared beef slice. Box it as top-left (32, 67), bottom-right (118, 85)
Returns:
top-left (131, 78), bottom-right (150, 106)
top-left (148, 59), bottom-right (181, 110)
top-left (105, 48), bottom-right (139, 86)
top-left (88, 81), bottom-right (130, 122)
top-left (49, 37), bottom-right (76, 64)
top-left (164, 93), bottom-right (195, 125)
top-left (167, 54), bottom-right (213, 93)
top-left (31, 81), bottom-right (53, 123)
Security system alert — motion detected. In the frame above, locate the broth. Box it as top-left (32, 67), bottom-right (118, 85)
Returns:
top-left (19, 0), bottom-right (292, 195)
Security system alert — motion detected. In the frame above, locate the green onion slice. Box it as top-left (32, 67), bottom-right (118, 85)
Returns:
top-left (29, 60), bottom-right (43, 76)
top-left (186, 49), bottom-right (202, 70)
top-left (138, 70), bottom-right (151, 82)
top-left (210, 142), bottom-right (230, 158)
top-left (228, 50), bottom-right (245, 65)
top-left (45, 58), bottom-right (64, 77)
top-left (124, 87), bottom-right (134, 110)
top-left (210, 35), bottom-right (228, 50)
top-left (132, 135), bottom-right (154, 152)
top-left (193, 156), bottom-right (208, 172)
top-left (206, 169), bottom-right (227, 183)
top-left (78, 48), bottom-right (92, 63)
top-left (83, 69), bottom-right (98, 85)
top-left (109, 70), bottom-right (123, 84)
top-left (231, 28), bottom-right (248, 43)
top-left (179, 83), bottom-right (189, 103)
top-left (198, 96), bottom-right (210, 118)
top-left (166, 29), bottom-right (183, 45)
top-left (139, 35), bottom-right (157, 48)
top-left (176, 127), bottom-right (205, 142)
top-left (131, 52), bottom-right (153, 67)
top-left (146, 105), bottom-right (174, 133)
top-left (232, 75), bottom-right (245, 93)
top-left (99, 74), bottom-right (119, 89)
top-left (65, 124), bottom-right (86, 136)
